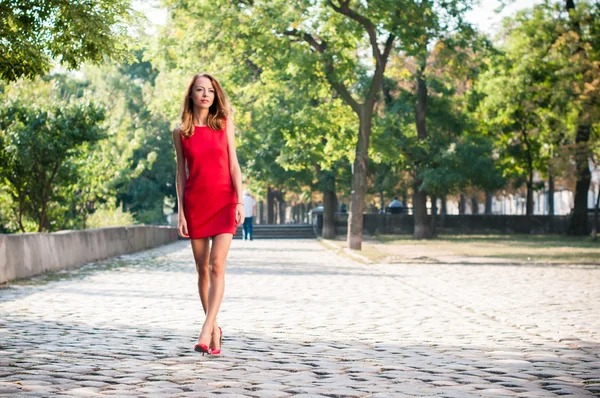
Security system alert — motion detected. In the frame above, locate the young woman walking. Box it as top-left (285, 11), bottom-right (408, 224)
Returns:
top-left (172, 73), bottom-right (244, 355)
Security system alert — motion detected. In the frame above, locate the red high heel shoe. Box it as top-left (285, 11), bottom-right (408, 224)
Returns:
top-left (194, 341), bottom-right (210, 355)
top-left (209, 327), bottom-right (223, 355)
top-left (194, 332), bottom-right (210, 355)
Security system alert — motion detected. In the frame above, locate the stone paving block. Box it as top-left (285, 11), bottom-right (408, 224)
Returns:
top-left (247, 390), bottom-right (292, 398)
top-left (60, 386), bottom-right (102, 396)
top-left (0, 239), bottom-right (598, 397)
top-left (0, 386), bottom-right (23, 395)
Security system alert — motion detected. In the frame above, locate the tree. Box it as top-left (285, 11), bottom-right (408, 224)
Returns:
top-left (393, 1), bottom-right (478, 238)
top-left (0, 0), bottom-right (134, 82)
top-left (0, 92), bottom-right (105, 232)
top-left (281, 1), bottom-right (397, 249)
top-left (481, 1), bottom-right (600, 226)
top-left (478, 54), bottom-right (547, 217)
top-left (380, 25), bottom-right (496, 232)
top-left (151, 0), bottom-right (356, 231)
top-left (159, 0), bottom-right (399, 248)
top-left (84, 50), bottom-right (176, 225)
top-left (163, 0), bottom-right (474, 247)
top-left (563, 0), bottom-right (600, 234)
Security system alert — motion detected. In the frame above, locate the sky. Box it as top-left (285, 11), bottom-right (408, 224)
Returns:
top-left (465, 0), bottom-right (543, 35)
top-left (135, 0), bottom-right (544, 37)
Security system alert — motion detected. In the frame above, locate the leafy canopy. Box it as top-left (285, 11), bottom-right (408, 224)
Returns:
top-left (0, 0), bottom-right (134, 81)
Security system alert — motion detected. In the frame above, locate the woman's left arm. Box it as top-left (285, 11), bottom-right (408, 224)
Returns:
top-left (226, 118), bottom-right (245, 225)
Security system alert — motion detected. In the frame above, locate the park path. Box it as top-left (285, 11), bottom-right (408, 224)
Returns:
top-left (0, 239), bottom-right (599, 397)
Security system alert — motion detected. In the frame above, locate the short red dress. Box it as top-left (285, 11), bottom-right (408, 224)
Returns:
top-left (181, 121), bottom-right (237, 239)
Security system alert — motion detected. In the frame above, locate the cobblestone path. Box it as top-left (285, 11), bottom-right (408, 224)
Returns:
top-left (1, 239), bottom-right (599, 397)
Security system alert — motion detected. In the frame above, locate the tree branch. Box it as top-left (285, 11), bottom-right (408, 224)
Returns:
top-left (283, 28), bottom-right (361, 113)
top-left (283, 28), bottom-right (326, 54)
top-left (367, 33), bottom-right (395, 104)
top-left (327, 0), bottom-right (383, 65)
top-left (382, 33), bottom-right (395, 63)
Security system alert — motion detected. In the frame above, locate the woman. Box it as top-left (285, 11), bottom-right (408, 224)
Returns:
top-left (172, 73), bottom-right (244, 355)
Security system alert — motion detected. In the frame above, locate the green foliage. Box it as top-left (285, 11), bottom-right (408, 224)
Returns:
top-left (84, 50), bottom-right (175, 225)
top-left (0, 0), bottom-right (135, 82)
top-left (0, 79), bottom-right (105, 232)
top-left (151, 0), bottom-right (361, 199)
top-left (86, 201), bottom-right (135, 229)
top-left (420, 135), bottom-right (504, 196)
top-left (475, 0), bottom-right (600, 216)
top-left (4, 0), bottom-right (598, 235)
top-left (0, 51), bottom-right (177, 232)
top-left (376, 25), bottom-right (503, 201)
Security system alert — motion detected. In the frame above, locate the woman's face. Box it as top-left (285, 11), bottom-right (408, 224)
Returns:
top-left (190, 76), bottom-right (215, 109)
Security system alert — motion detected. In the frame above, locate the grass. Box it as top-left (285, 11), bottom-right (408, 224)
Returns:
top-left (322, 234), bottom-right (600, 265)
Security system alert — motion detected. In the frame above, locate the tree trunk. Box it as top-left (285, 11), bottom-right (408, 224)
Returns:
top-left (333, 194), bottom-right (338, 215)
top-left (485, 192), bottom-right (493, 214)
top-left (347, 106), bottom-right (371, 250)
top-left (471, 196), bottom-right (479, 214)
top-left (413, 183), bottom-right (429, 239)
top-left (379, 191), bottom-right (384, 213)
top-left (278, 192), bottom-right (286, 224)
top-left (17, 191), bottom-right (26, 232)
top-left (566, 0), bottom-right (592, 235)
top-left (323, 187), bottom-right (337, 239)
top-left (459, 194), bottom-right (466, 215)
top-left (413, 62), bottom-right (431, 239)
top-left (569, 125), bottom-right (592, 235)
top-left (430, 195), bottom-right (437, 236)
top-left (526, 172), bottom-right (534, 216)
top-left (441, 196), bottom-right (447, 215)
top-left (267, 187), bottom-right (275, 224)
top-left (548, 174), bottom-right (555, 216)
top-left (521, 128), bottom-right (535, 217)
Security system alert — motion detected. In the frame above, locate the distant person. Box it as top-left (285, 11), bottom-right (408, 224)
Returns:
top-left (340, 202), bottom-right (347, 213)
top-left (172, 73), bottom-right (245, 356)
top-left (388, 197), bottom-right (404, 214)
top-left (242, 190), bottom-right (257, 240)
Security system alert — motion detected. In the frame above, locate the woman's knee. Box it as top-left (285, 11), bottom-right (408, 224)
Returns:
top-left (196, 262), bottom-right (210, 277)
top-left (209, 258), bottom-right (226, 277)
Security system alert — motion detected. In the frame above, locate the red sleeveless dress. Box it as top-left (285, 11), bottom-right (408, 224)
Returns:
top-left (181, 123), bottom-right (237, 239)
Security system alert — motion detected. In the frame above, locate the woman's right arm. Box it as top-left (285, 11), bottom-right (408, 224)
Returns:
top-left (172, 127), bottom-right (189, 237)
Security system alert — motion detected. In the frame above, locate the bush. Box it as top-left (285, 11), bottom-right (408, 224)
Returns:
top-left (86, 205), bottom-right (135, 229)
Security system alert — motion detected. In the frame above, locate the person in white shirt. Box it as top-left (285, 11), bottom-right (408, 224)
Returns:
top-left (242, 190), bottom-right (257, 240)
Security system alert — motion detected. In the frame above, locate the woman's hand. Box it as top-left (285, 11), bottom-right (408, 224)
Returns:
top-left (178, 215), bottom-right (189, 238)
top-left (235, 203), bottom-right (245, 226)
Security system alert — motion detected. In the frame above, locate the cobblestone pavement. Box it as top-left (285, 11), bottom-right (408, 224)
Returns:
top-left (1, 239), bottom-right (599, 397)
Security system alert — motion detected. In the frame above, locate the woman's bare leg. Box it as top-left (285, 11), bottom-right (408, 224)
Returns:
top-left (190, 238), bottom-right (210, 310)
top-left (190, 238), bottom-right (220, 346)
top-left (197, 233), bottom-right (233, 349)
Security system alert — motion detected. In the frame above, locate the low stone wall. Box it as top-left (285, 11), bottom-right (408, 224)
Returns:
top-left (0, 226), bottom-right (178, 284)
top-left (323, 213), bottom-right (592, 235)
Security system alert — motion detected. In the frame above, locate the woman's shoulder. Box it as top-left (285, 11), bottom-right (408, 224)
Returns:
top-left (172, 125), bottom-right (183, 136)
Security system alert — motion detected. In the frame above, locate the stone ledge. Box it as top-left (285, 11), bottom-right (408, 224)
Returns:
top-left (0, 225), bottom-right (178, 284)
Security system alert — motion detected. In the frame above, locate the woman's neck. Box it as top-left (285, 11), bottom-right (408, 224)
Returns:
top-left (192, 107), bottom-right (209, 126)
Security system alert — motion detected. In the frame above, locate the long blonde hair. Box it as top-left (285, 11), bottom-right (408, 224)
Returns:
top-left (180, 73), bottom-right (230, 138)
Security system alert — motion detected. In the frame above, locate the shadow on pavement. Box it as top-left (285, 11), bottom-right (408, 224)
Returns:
top-left (1, 317), bottom-right (598, 397)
